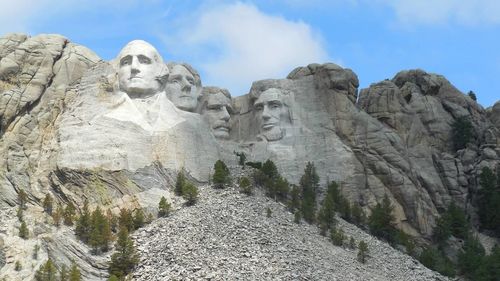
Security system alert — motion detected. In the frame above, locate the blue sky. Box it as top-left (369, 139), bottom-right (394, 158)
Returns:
top-left (1, 0), bottom-right (499, 107)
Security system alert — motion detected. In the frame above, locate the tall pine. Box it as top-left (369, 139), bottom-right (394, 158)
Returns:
top-left (109, 226), bottom-right (139, 279)
top-left (300, 162), bottom-right (319, 224)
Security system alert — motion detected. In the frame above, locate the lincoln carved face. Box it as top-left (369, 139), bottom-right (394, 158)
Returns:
top-left (117, 40), bottom-right (166, 98)
top-left (166, 64), bottom-right (201, 112)
top-left (253, 88), bottom-right (291, 141)
top-left (200, 88), bottom-right (232, 139)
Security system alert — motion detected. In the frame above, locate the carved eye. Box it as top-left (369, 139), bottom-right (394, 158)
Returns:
top-left (269, 101), bottom-right (282, 109)
top-left (138, 55), bottom-right (152, 64)
top-left (254, 104), bottom-right (263, 111)
top-left (120, 57), bottom-right (132, 66)
top-left (187, 77), bottom-right (195, 85)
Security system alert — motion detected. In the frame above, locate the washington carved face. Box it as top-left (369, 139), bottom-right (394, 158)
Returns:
top-left (253, 88), bottom-right (290, 141)
top-left (166, 64), bottom-right (201, 112)
top-left (117, 40), bottom-right (165, 98)
top-left (201, 91), bottom-right (232, 139)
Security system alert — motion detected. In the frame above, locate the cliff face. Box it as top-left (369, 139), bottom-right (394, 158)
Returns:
top-left (0, 33), bottom-right (498, 280)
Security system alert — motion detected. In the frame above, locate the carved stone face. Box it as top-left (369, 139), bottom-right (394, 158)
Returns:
top-left (201, 91), bottom-right (232, 139)
top-left (166, 65), bottom-right (200, 112)
top-left (117, 40), bottom-right (164, 98)
top-left (253, 88), bottom-right (290, 141)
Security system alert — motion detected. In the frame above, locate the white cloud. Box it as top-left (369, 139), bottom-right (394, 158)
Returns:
top-left (382, 0), bottom-right (500, 26)
top-left (163, 2), bottom-right (329, 95)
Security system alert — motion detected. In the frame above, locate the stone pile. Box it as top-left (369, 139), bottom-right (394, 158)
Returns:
top-left (132, 184), bottom-right (450, 281)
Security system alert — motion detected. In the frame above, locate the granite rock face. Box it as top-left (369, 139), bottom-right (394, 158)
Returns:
top-left (0, 34), bottom-right (498, 280)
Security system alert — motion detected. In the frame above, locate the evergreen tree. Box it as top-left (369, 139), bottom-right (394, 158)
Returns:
top-left (182, 182), bottom-right (199, 206)
top-left (75, 201), bottom-right (91, 242)
top-left (133, 209), bottom-right (145, 230)
top-left (357, 240), bottom-right (369, 263)
top-left (107, 209), bottom-right (118, 233)
top-left (212, 160), bottom-right (231, 188)
top-left (318, 181), bottom-right (338, 232)
top-left (274, 176), bottom-right (290, 202)
top-left (452, 116), bottom-right (473, 151)
top-left (349, 236), bottom-right (356, 249)
top-left (35, 259), bottom-right (58, 281)
top-left (68, 261), bottom-right (82, 281)
top-left (330, 227), bottom-right (345, 246)
top-left (107, 275), bottom-right (120, 281)
top-left (351, 204), bottom-right (366, 226)
top-left (261, 159), bottom-right (279, 180)
top-left (235, 151), bottom-right (246, 167)
top-left (266, 207), bottom-right (272, 218)
top-left (63, 202), bottom-right (76, 226)
top-left (289, 185), bottom-right (301, 212)
top-left (475, 245), bottom-right (500, 281)
top-left (239, 176), bottom-right (252, 195)
top-left (433, 202), bottom-right (470, 247)
top-left (478, 167), bottom-right (500, 236)
top-left (17, 206), bottom-right (23, 222)
top-left (89, 206), bottom-right (112, 253)
top-left (368, 194), bottom-right (397, 243)
top-left (18, 189), bottom-right (28, 210)
top-left (109, 226), bottom-right (139, 279)
top-left (19, 221), bottom-right (29, 239)
top-left (467, 90), bottom-right (477, 101)
top-left (174, 170), bottom-right (186, 196)
top-left (15, 261), bottom-right (21, 271)
top-left (118, 208), bottom-right (134, 233)
top-left (300, 162), bottom-right (319, 224)
top-left (458, 235), bottom-right (485, 279)
top-left (294, 210), bottom-right (301, 224)
top-left (43, 194), bottom-right (53, 215)
top-left (158, 196), bottom-right (171, 217)
top-left (420, 247), bottom-right (456, 277)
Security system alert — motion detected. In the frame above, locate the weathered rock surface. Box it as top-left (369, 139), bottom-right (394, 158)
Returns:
top-left (0, 33), bottom-right (498, 280)
top-left (133, 185), bottom-right (450, 281)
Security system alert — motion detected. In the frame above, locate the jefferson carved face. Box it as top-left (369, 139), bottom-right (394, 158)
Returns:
top-left (201, 91), bottom-right (232, 139)
top-left (166, 64), bottom-right (201, 112)
top-left (117, 40), bottom-right (165, 98)
top-left (253, 88), bottom-right (290, 141)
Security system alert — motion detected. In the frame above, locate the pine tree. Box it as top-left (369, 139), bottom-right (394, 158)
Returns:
top-left (318, 181), bottom-right (337, 232)
top-left (133, 209), bottom-right (145, 230)
top-left (289, 185), bottom-right (301, 212)
top-left (68, 261), bottom-right (82, 281)
top-left (174, 170), bottom-right (186, 196)
top-left (182, 182), bottom-right (199, 206)
top-left (212, 160), bottom-right (230, 188)
top-left (15, 260), bottom-right (21, 271)
top-left (89, 206), bottom-right (112, 253)
top-left (330, 227), bottom-right (345, 246)
top-left (261, 159), bottom-right (279, 180)
top-left (118, 208), bottom-right (134, 233)
top-left (63, 202), bottom-right (76, 226)
top-left (351, 204), bottom-right (366, 226)
top-left (368, 194), bottom-right (397, 243)
top-left (239, 177), bottom-right (252, 195)
top-left (274, 176), bottom-right (290, 202)
top-left (266, 207), bottom-right (272, 218)
top-left (300, 162), bottom-right (319, 224)
top-left (458, 235), bottom-right (485, 279)
top-left (452, 116), bottom-right (473, 151)
top-left (107, 275), bottom-right (120, 281)
top-left (109, 226), bottom-right (139, 279)
top-left (18, 189), bottom-right (28, 210)
top-left (357, 240), bottom-right (369, 263)
top-left (294, 210), bottom-right (301, 224)
top-left (158, 196), bottom-right (171, 217)
top-left (467, 90), bottom-right (477, 101)
top-left (19, 221), bottom-right (29, 239)
top-left (478, 167), bottom-right (500, 236)
top-left (75, 201), bottom-right (91, 242)
top-left (17, 206), bottom-right (23, 222)
top-left (43, 194), bottom-right (53, 215)
top-left (35, 259), bottom-right (58, 281)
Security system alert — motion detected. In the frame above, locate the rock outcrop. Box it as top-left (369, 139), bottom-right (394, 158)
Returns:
top-left (0, 33), bottom-right (498, 280)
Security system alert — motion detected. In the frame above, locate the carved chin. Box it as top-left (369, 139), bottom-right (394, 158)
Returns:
top-left (262, 128), bottom-right (284, 141)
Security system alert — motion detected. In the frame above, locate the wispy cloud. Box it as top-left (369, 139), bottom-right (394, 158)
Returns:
top-left (162, 2), bottom-right (329, 95)
top-left (381, 0), bottom-right (500, 26)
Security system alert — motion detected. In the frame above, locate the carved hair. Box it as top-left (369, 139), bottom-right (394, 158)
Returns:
top-left (166, 62), bottom-right (202, 88)
top-left (197, 86), bottom-right (232, 114)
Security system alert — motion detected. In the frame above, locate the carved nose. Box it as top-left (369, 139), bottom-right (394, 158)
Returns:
top-left (131, 57), bottom-right (140, 71)
top-left (221, 107), bottom-right (230, 121)
top-left (262, 106), bottom-right (271, 119)
top-left (181, 80), bottom-right (191, 91)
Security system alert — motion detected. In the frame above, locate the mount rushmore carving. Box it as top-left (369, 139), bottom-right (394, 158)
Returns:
top-left (0, 34), bottom-right (498, 241)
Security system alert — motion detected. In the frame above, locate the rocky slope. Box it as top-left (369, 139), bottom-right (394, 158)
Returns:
top-left (133, 184), bottom-right (450, 281)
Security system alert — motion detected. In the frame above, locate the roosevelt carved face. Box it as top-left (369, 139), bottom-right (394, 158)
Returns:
top-left (117, 40), bottom-right (165, 98)
top-left (253, 88), bottom-right (290, 141)
top-left (166, 64), bottom-right (201, 112)
top-left (201, 91), bottom-right (232, 139)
